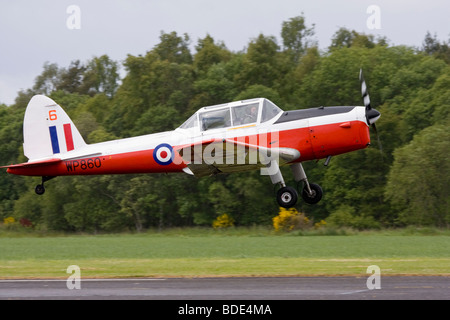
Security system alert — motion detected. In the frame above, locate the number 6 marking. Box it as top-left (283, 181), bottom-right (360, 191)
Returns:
top-left (49, 110), bottom-right (57, 121)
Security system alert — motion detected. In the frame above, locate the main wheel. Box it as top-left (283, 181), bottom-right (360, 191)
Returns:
top-left (301, 183), bottom-right (323, 204)
top-left (35, 184), bottom-right (45, 195)
top-left (276, 186), bottom-right (298, 208)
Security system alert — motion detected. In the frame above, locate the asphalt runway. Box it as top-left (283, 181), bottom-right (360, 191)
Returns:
top-left (0, 276), bottom-right (448, 300)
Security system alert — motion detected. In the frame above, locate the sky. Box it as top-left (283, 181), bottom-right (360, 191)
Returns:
top-left (0, 0), bottom-right (449, 105)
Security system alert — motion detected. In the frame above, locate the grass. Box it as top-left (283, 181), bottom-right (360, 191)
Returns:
top-left (0, 227), bottom-right (449, 278)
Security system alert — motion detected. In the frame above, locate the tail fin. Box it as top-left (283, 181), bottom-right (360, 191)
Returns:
top-left (23, 95), bottom-right (86, 161)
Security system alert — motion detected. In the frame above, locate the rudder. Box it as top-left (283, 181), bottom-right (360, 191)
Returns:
top-left (23, 95), bottom-right (86, 161)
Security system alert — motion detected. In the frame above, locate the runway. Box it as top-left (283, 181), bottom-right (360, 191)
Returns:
top-left (0, 276), bottom-right (448, 300)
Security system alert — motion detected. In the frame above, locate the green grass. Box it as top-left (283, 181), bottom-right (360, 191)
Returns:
top-left (0, 228), bottom-right (449, 278)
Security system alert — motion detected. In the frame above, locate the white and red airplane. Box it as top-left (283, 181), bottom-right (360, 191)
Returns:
top-left (1, 70), bottom-right (380, 208)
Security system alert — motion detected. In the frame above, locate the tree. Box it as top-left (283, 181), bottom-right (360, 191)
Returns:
top-left (294, 46), bottom-right (364, 107)
top-left (422, 32), bottom-right (441, 55)
top-left (107, 49), bottom-right (194, 136)
top-left (32, 62), bottom-right (61, 95)
top-left (0, 106), bottom-right (27, 216)
top-left (402, 65), bottom-right (449, 139)
top-left (280, 46), bottom-right (319, 107)
top-left (237, 34), bottom-right (281, 89)
top-left (430, 71), bottom-right (450, 123)
top-left (422, 31), bottom-right (450, 63)
top-left (321, 147), bottom-right (389, 227)
top-left (119, 176), bottom-right (160, 232)
top-left (194, 34), bottom-right (231, 74)
top-left (234, 84), bottom-right (281, 104)
top-left (189, 53), bottom-right (242, 112)
top-left (154, 31), bottom-right (192, 64)
top-left (281, 15), bottom-right (316, 63)
top-left (385, 124), bottom-right (450, 227)
top-left (57, 60), bottom-right (86, 94)
top-left (30, 57), bottom-right (120, 97)
top-left (82, 55), bottom-right (120, 97)
top-left (329, 28), bottom-right (376, 51)
top-left (191, 62), bottom-right (238, 110)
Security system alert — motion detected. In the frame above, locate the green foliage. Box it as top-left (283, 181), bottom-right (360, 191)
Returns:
top-left (237, 34), bottom-right (282, 89)
top-left (154, 31), bottom-right (193, 64)
top-left (422, 31), bottom-right (450, 64)
top-left (385, 124), bottom-right (450, 227)
top-left (194, 34), bottom-right (231, 74)
top-left (281, 14), bottom-right (316, 63)
top-left (1, 15), bottom-right (449, 232)
top-left (326, 205), bottom-right (381, 230)
top-left (329, 28), bottom-right (378, 51)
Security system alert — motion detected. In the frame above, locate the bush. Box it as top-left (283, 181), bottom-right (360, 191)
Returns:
top-left (1, 216), bottom-right (20, 231)
top-left (326, 205), bottom-right (355, 227)
top-left (212, 213), bottom-right (235, 229)
top-left (326, 205), bottom-right (381, 230)
top-left (3, 216), bottom-right (15, 225)
top-left (272, 207), bottom-right (312, 232)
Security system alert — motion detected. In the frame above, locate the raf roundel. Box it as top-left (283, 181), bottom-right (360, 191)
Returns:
top-left (153, 143), bottom-right (174, 166)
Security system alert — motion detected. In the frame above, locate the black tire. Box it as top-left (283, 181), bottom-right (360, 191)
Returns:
top-left (35, 184), bottom-right (45, 195)
top-left (301, 183), bottom-right (323, 204)
top-left (276, 186), bottom-right (298, 208)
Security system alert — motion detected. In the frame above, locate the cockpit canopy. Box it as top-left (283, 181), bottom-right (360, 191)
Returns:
top-left (178, 98), bottom-right (282, 132)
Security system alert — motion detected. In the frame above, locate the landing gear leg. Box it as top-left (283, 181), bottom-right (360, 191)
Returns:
top-left (265, 160), bottom-right (298, 208)
top-left (35, 176), bottom-right (56, 195)
top-left (291, 163), bottom-right (323, 205)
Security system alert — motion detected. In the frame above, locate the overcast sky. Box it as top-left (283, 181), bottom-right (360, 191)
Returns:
top-left (1, 0), bottom-right (449, 105)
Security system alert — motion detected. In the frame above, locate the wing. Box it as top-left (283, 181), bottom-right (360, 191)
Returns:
top-left (177, 138), bottom-right (300, 177)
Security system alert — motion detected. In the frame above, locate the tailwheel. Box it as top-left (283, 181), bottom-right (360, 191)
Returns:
top-left (276, 186), bottom-right (298, 208)
top-left (35, 184), bottom-right (45, 195)
top-left (301, 183), bottom-right (323, 205)
top-left (34, 176), bottom-right (56, 195)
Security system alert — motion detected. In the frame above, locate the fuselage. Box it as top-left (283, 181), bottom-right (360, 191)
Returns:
top-left (6, 104), bottom-right (371, 177)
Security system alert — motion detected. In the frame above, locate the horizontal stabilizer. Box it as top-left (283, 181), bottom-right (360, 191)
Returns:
top-left (0, 158), bottom-right (61, 169)
top-left (1, 152), bottom-right (103, 171)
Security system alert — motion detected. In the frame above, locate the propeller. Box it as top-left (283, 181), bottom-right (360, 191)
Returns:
top-left (359, 69), bottom-right (382, 152)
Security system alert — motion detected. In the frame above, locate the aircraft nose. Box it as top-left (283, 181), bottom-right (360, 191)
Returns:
top-left (366, 108), bottom-right (380, 125)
